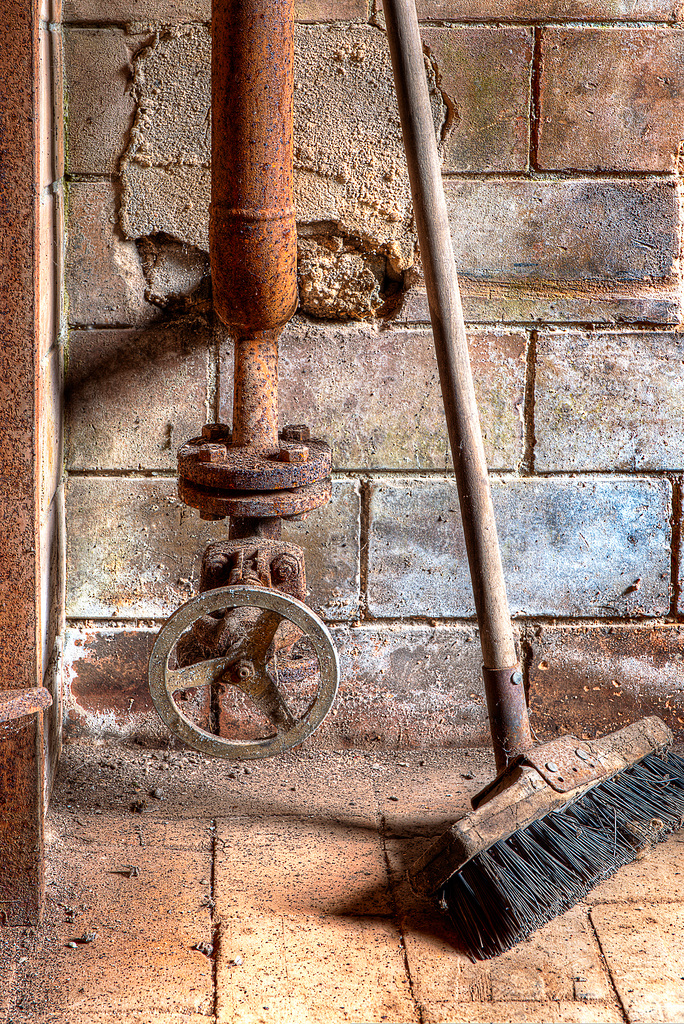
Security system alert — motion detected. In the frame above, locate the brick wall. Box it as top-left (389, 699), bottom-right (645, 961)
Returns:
top-left (62, 0), bottom-right (684, 748)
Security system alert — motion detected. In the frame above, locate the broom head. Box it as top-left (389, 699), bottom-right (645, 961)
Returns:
top-left (408, 716), bottom-right (684, 959)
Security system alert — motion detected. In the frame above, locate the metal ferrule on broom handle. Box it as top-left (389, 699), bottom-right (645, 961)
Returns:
top-left (383, 0), bottom-right (533, 771)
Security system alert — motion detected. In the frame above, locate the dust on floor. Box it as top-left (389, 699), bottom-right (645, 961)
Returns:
top-left (1, 738), bottom-right (683, 1023)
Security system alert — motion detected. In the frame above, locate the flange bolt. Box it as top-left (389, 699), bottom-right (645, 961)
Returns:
top-left (202, 422), bottom-right (232, 441)
top-left (279, 444), bottom-right (309, 464)
top-left (281, 424), bottom-right (310, 442)
top-left (236, 659), bottom-right (255, 681)
top-left (197, 444), bottom-right (227, 464)
top-left (271, 553), bottom-right (300, 585)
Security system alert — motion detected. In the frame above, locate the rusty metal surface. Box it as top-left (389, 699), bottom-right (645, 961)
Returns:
top-left (481, 663), bottom-right (533, 772)
top-left (232, 332), bottom-right (280, 452)
top-left (178, 436), bottom-right (331, 492)
top-left (0, 688), bottom-right (53, 724)
top-left (0, 718), bottom-right (42, 926)
top-left (211, 0), bottom-right (297, 334)
top-left (178, 477), bottom-right (332, 520)
top-left (0, 0), bottom-right (53, 929)
top-left (200, 539), bottom-right (307, 603)
top-left (149, 586), bottom-right (339, 759)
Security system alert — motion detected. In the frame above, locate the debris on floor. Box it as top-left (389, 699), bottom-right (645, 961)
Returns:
top-left (2, 738), bottom-right (683, 1023)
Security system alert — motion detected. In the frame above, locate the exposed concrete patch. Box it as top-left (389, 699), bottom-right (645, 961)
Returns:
top-left (137, 235), bottom-right (211, 312)
top-left (120, 24), bottom-right (446, 318)
top-left (297, 234), bottom-right (401, 320)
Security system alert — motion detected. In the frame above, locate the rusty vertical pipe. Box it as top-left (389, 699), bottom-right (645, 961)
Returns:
top-left (211, 0), bottom-right (298, 455)
top-left (231, 331), bottom-right (280, 453)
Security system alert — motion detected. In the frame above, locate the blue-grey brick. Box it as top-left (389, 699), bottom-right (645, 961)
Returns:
top-left (368, 477), bottom-right (671, 618)
top-left (66, 476), bottom-right (359, 620)
top-left (535, 331), bottom-right (684, 472)
top-left (446, 179), bottom-right (678, 285)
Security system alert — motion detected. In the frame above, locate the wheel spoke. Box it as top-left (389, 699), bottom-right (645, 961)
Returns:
top-left (167, 656), bottom-right (232, 693)
top-left (228, 666), bottom-right (297, 733)
top-left (248, 609), bottom-right (285, 661)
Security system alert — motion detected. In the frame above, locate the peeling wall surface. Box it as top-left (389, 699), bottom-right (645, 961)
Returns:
top-left (62, 0), bottom-right (684, 750)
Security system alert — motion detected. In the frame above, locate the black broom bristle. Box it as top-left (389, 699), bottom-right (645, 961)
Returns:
top-left (439, 749), bottom-right (684, 960)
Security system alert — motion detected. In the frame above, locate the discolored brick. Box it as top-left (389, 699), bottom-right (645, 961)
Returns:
top-left (325, 624), bottom-right (490, 750)
top-left (398, 272), bottom-right (683, 328)
top-left (368, 476), bottom-right (671, 619)
top-left (421, 27), bottom-right (532, 173)
top-left (63, 0), bottom-right (366, 21)
top-left (63, 620), bottom-right (488, 750)
top-left (65, 476), bottom-right (359, 620)
top-left (408, 0), bottom-right (674, 21)
top-left (445, 179), bottom-right (678, 286)
top-left (245, 320), bottom-right (526, 472)
top-left (66, 319), bottom-right (211, 471)
top-left (62, 625), bottom-right (174, 742)
top-left (66, 181), bottom-right (156, 327)
top-left (536, 331), bottom-right (684, 472)
top-left (529, 624), bottom-right (684, 744)
top-left (63, 28), bottom-right (142, 175)
top-left (539, 28), bottom-right (684, 172)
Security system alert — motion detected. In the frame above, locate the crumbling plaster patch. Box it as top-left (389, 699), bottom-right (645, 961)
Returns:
top-left (120, 24), bottom-right (446, 318)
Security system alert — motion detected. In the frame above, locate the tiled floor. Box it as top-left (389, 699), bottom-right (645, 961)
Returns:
top-left (2, 738), bottom-right (684, 1023)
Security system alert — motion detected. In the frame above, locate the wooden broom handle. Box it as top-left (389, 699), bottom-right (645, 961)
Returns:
top-left (383, 0), bottom-right (532, 766)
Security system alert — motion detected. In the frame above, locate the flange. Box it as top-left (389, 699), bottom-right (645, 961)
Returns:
top-left (148, 585), bottom-right (339, 759)
top-left (177, 476), bottom-right (331, 520)
top-left (178, 437), bottom-right (332, 491)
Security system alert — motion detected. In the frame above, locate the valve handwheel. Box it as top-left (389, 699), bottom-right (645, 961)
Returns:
top-left (149, 586), bottom-right (339, 759)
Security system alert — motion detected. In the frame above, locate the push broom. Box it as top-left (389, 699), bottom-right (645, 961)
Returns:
top-left (383, 0), bottom-right (684, 959)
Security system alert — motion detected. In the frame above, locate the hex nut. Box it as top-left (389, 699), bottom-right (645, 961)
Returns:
top-left (281, 424), bottom-right (310, 442)
top-left (271, 553), bottom-right (300, 584)
top-left (197, 444), bottom-right (228, 464)
top-left (279, 444), bottom-right (309, 464)
top-left (202, 422), bottom-right (232, 441)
